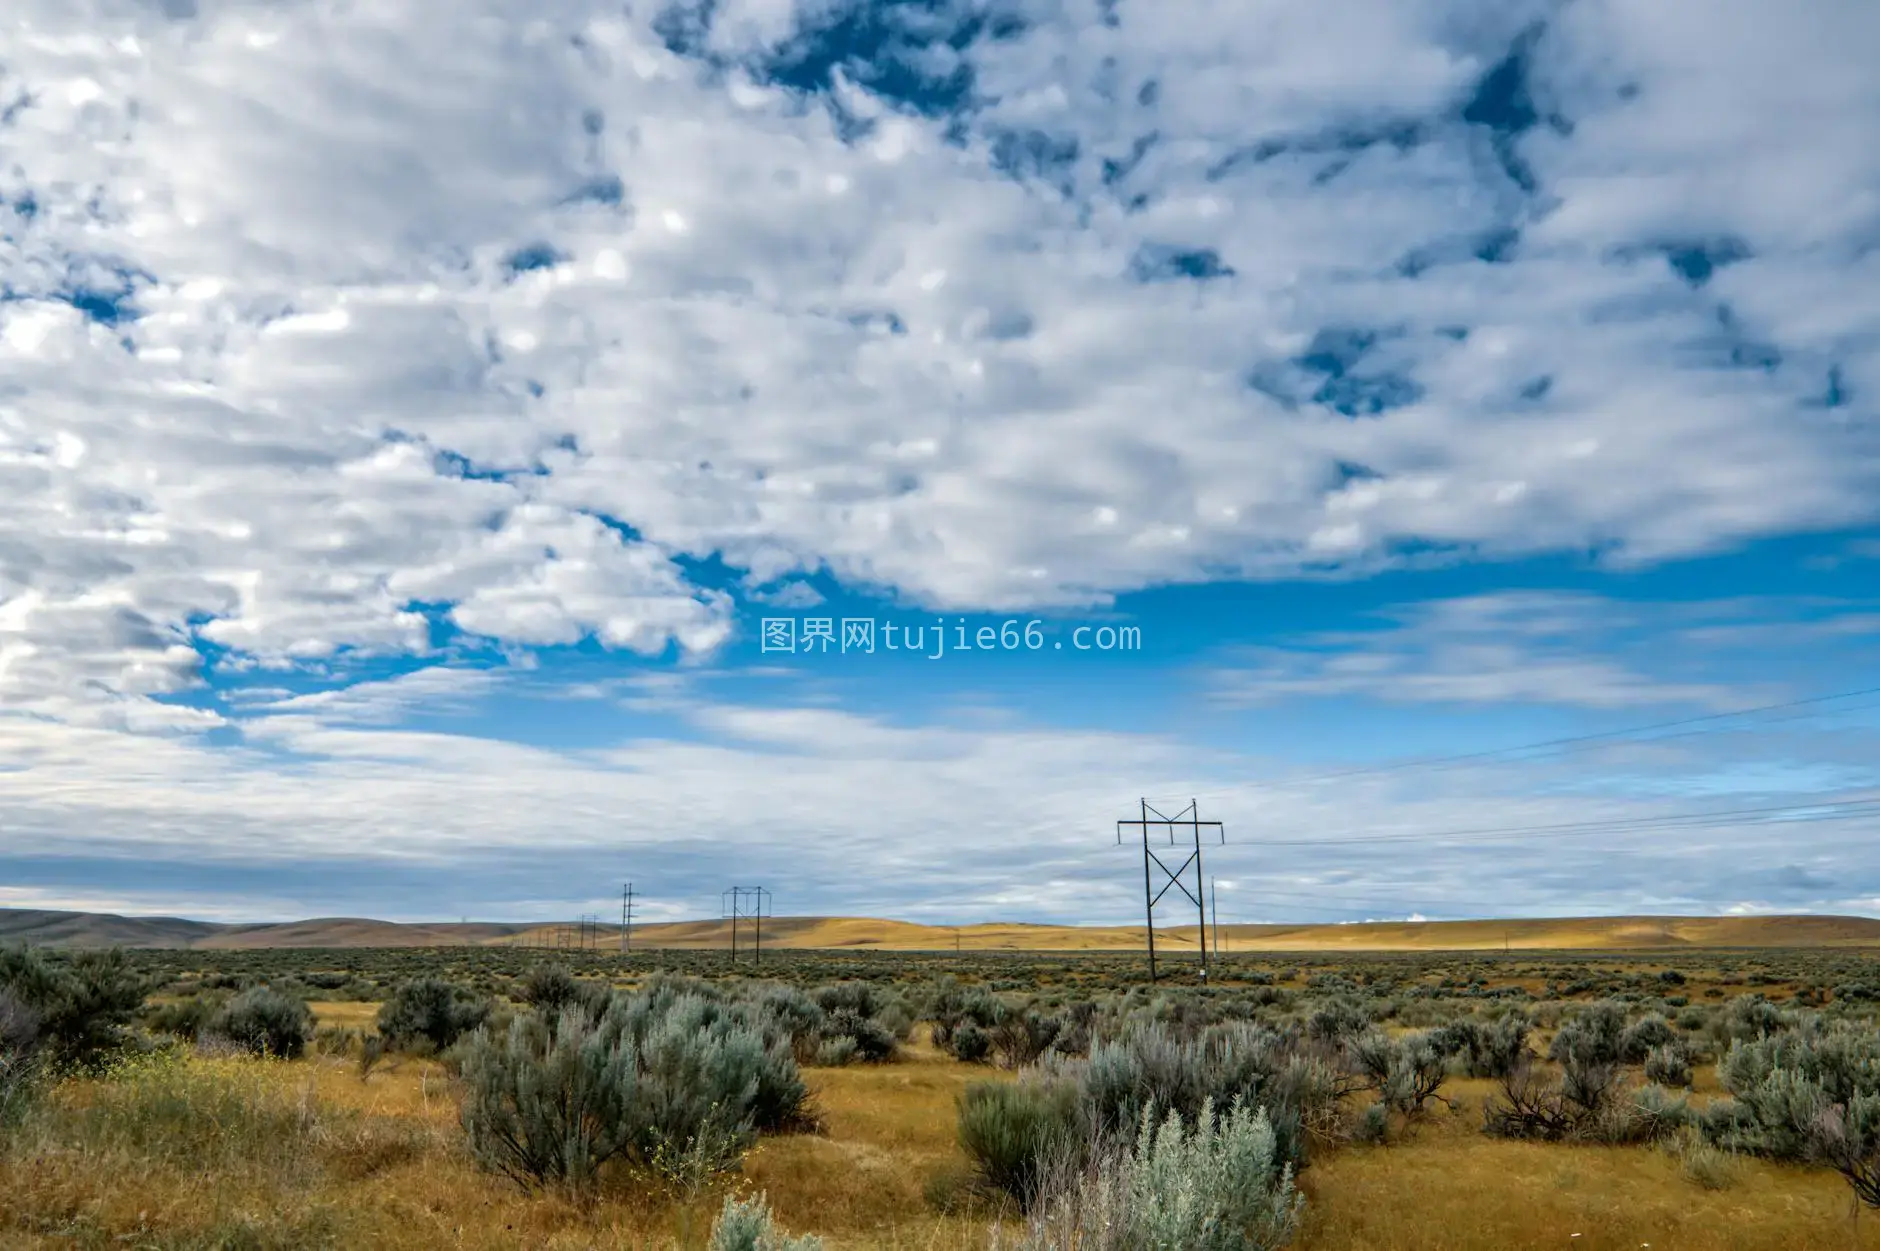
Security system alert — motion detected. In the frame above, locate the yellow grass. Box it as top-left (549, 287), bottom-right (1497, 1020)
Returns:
top-left (1299, 1083), bottom-right (1874, 1250)
top-left (308, 1000), bottom-right (381, 1029)
top-left (3, 1040), bottom-right (1876, 1250)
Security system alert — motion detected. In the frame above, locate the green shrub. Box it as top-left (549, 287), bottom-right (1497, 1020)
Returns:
top-left (1305, 998), bottom-right (1371, 1044)
top-left (1620, 1013), bottom-right (1675, 1063)
top-left (824, 1010), bottom-right (897, 1063)
top-left (957, 1076), bottom-right (1080, 1208)
top-left (209, 987), bottom-right (316, 1059)
top-left (0, 946), bottom-right (146, 1071)
top-left (708, 1190), bottom-right (823, 1251)
top-left (1548, 1001), bottom-right (1625, 1115)
top-left (1712, 995), bottom-right (1789, 1048)
top-left (1644, 1043), bottom-right (1693, 1088)
top-left (1, 988), bottom-right (43, 1132)
top-left (314, 1025), bottom-right (363, 1057)
top-left (951, 1023), bottom-right (993, 1064)
top-left (459, 991), bottom-right (811, 1192)
top-left (1592, 1083), bottom-right (1692, 1146)
top-left (1074, 1022), bottom-right (1326, 1174)
top-left (378, 977), bottom-right (490, 1054)
top-left (144, 993), bottom-right (226, 1041)
top-left (931, 981), bottom-right (1008, 1053)
top-left (1349, 1030), bottom-right (1450, 1115)
top-left (1708, 1018), bottom-right (1880, 1205)
top-left (515, 964), bottom-right (613, 1025)
top-left (1432, 1014), bottom-right (1530, 1079)
top-left (990, 1010), bottom-right (1065, 1070)
top-left (1014, 1098), bottom-right (1302, 1251)
top-left (1353, 1101), bottom-right (1390, 1145)
top-left (814, 1036), bottom-right (859, 1067)
top-left (459, 1006), bottom-right (638, 1190)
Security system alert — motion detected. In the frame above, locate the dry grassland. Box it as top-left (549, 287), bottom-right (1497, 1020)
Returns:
top-left (2, 1033), bottom-right (1874, 1250)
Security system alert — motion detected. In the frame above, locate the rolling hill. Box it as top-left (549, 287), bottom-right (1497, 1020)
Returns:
top-left (5, 907), bottom-right (1879, 951)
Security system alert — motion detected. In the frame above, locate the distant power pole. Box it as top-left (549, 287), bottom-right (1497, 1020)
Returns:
top-left (722, 887), bottom-right (770, 965)
top-left (621, 883), bottom-right (637, 954)
top-left (1211, 880), bottom-right (1221, 958)
top-left (1116, 798), bottom-right (1224, 984)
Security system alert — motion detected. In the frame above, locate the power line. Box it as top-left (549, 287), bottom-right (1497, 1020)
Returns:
top-left (1246, 795), bottom-right (1880, 849)
top-left (1194, 683), bottom-right (1880, 797)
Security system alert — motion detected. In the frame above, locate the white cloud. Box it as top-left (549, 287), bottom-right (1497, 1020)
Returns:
top-left (0, 0), bottom-right (1874, 725)
top-left (0, 663), bottom-right (1872, 922)
top-left (1204, 591), bottom-right (1769, 709)
top-left (2, 2), bottom-right (1878, 921)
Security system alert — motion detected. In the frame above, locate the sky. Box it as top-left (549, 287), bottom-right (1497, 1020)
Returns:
top-left (0, 0), bottom-right (1876, 928)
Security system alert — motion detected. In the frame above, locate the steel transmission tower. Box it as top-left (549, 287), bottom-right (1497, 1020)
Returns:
top-left (1116, 798), bottom-right (1224, 984)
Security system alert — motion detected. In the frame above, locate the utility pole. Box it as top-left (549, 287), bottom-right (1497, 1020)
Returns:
top-left (1211, 879), bottom-right (1221, 959)
top-left (1116, 798), bottom-right (1224, 984)
top-left (621, 883), bottom-right (637, 954)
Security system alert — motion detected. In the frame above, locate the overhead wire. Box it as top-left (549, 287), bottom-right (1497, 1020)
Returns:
top-left (1187, 682), bottom-right (1880, 798)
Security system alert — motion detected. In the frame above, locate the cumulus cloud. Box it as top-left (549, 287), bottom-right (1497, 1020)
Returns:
top-left (1, 0), bottom-right (1876, 722)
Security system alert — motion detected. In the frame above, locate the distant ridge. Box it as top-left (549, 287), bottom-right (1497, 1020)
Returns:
top-left (4, 907), bottom-right (1879, 952)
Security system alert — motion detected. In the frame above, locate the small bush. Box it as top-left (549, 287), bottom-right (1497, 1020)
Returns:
top-left (1592, 1083), bottom-right (1692, 1146)
top-left (1548, 1001), bottom-right (1625, 1116)
top-left (931, 981), bottom-right (1008, 1053)
top-left (1, 988), bottom-right (43, 1132)
top-left (315, 1025), bottom-right (363, 1057)
top-left (991, 1010), bottom-right (1064, 1070)
top-left (1013, 1098), bottom-right (1303, 1251)
top-left (458, 1006), bottom-right (638, 1190)
top-left (1644, 1043), bottom-right (1693, 1089)
top-left (950, 1022), bottom-right (993, 1064)
top-left (1305, 998), bottom-right (1371, 1045)
top-left (957, 1077), bottom-right (1079, 1208)
top-left (209, 987), bottom-right (316, 1059)
top-left (145, 993), bottom-right (225, 1042)
top-left (1710, 1019), bottom-right (1880, 1207)
top-left (1350, 1030), bottom-right (1450, 1115)
top-left (814, 1036), bottom-right (859, 1067)
top-left (709, 1190), bottom-right (823, 1251)
top-left (1073, 1022), bottom-right (1327, 1175)
top-left (378, 978), bottom-right (490, 1054)
top-left (515, 964), bottom-right (614, 1027)
top-left (1620, 1013), bottom-right (1675, 1063)
top-left (1667, 1126), bottom-right (1739, 1191)
top-left (824, 1010), bottom-right (897, 1063)
top-left (459, 990), bottom-right (811, 1192)
top-left (1433, 1014), bottom-right (1530, 1080)
top-left (1353, 1101), bottom-right (1390, 1145)
top-left (358, 1034), bottom-right (386, 1079)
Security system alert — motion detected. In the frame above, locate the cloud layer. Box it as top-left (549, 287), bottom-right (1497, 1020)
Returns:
top-left (2, 2), bottom-right (1876, 921)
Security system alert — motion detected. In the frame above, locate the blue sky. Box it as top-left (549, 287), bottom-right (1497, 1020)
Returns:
top-left (0, 0), bottom-right (1876, 926)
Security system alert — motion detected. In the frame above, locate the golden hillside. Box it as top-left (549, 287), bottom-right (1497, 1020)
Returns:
top-left (8, 906), bottom-right (1877, 951)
